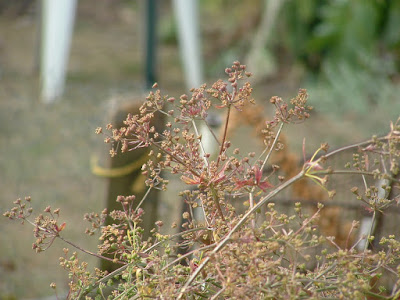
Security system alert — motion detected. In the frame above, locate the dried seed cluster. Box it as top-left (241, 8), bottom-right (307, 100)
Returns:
top-left (3, 62), bottom-right (400, 299)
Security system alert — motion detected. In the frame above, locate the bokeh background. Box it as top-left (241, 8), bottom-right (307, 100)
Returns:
top-left (1, 0), bottom-right (399, 298)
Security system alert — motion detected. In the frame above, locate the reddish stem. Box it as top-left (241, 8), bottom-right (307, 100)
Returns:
top-left (58, 235), bottom-right (126, 265)
top-left (216, 105), bottom-right (231, 168)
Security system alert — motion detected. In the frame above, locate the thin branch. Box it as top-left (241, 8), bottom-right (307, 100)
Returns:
top-left (95, 226), bottom-right (207, 286)
top-left (324, 136), bottom-right (388, 160)
top-left (260, 122), bottom-right (284, 171)
top-left (134, 186), bottom-right (153, 212)
top-left (151, 141), bottom-right (201, 178)
top-left (304, 262), bottom-right (338, 289)
top-left (58, 236), bottom-right (125, 265)
top-left (312, 169), bottom-right (400, 183)
top-left (210, 186), bottom-right (226, 221)
top-left (210, 286), bottom-right (226, 300)
top-left (162, 243), bottom-right (216, 271)
top-left (192, 119), bottom-right (209, 167)
top-left (177, 170), bottom-right (305, 299)
top-left (216, 105), bottom-right (232, 168)
top-left (203, 118), bottom-right (222, 147)
top-left (249, 192), bottom-right (255, 228)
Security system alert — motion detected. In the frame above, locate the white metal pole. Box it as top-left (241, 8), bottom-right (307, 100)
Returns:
top-left (40, 0), bottom-right (77, 103)
top-left (173, 0), bottom-right (203, 90)
top-left (173, 0), bottom-right (220, 224)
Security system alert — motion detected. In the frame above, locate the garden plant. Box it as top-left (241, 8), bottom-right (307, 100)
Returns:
top-left (4, 62), bottom-right (400, 299)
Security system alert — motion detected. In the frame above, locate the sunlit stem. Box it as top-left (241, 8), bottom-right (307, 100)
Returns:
top-left (363, 210), bottom-right (376, 254)
top-left (203, 118), bottom-right (221, 146)
top-left (210, 185), bottom-right (225, 222)
top-left (58, 236), bottom-right (125, 264)
top-left (151, 141), bottom-right (201, 178)
top-left (260, 122), bottom-right (284, 172)
top-left (192, 119), bottom-right (209, 167)
top-left (135, 186), bottom-right (153, 212)
top-left (305, 173), bottom-right (324, 184)
top-left (95, 227), bottom-right (207, 287)
top-left (249, 192), bottom-right (255, 228)
top-left (309, 146), bottom-right (323, 164)
top-left (307, 176), bottom-right (329, 194)
top-left (200, 201), bottom-right (210, 227)
top-left (162, 243), bottom-right (216, 271)
top-left (216, 105), bottom-right (231, 168)
top-left (177, 170), bottom-right (305, 299)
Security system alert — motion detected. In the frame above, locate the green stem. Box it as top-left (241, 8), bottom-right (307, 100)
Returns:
top-left (95, 226), bottom-right (207, 286)
top-left (58, 236), bottom-right (125, 265)
top-left (162, 243), bottom-right (216, 271)
top-left (304, 262), bottom-right (338, 289)
top-left (363, 290), bottom-right (392, 300)
top-left (249, 192), bottom-right (255, 228)
top-left (210, 185), bottom-right (225, 221)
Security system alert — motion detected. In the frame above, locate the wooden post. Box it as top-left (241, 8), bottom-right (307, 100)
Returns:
top-left (94, 99), bottom-right (163, 272)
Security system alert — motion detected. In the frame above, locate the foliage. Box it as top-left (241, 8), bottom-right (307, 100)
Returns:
top-left (282, 0), bottom-right (400, 71)
top-left (4, 62), bottom-right (400, 299)
top-left (279, 0), bottom-right (400, 117)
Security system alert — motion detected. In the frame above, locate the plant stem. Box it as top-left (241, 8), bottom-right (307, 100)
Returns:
top-left (216, 105), bottom-right (231, 168)
top-left (249, 192), bottom-right (255, 228)
top-left (192, 119), bottom-right (209, 167)
top-left (363, 290), bottom-right (393, 300)
top-left (58, 236), bottom-right (125, 264)
top-left (260, 122), bottom-right (284, 171)
top-left (134, 186), bottom-right (152, 212)
top-left (210, 287), bottom-right (226, 300)
top-left (177, 170), bottom-right (305, 299)
top-left (95, 226), bottom-right (207, 286)
top-left (210, 185), bottom-right (225, 221)
top-left (313, 169), bottom-right (400, 183)
top-left (203, 118), bottom-right (221, 146)
top-left (162, 243), bottom-right (216, 271)
top-left (323, 136), bottom-right (388, 160)
top-left (304, 262), bottom-right (337, 289)
top-left (151, 140), bottom-right (201, 178)
top-left (291, 206), bottom-right (322, 239)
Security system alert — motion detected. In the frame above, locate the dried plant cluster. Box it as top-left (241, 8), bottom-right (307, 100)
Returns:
top-left (4, 62), bottom-right (400, 299)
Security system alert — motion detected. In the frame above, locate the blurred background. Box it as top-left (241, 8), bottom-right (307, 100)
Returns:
top-left (0, 0), bottom-right (399, 298)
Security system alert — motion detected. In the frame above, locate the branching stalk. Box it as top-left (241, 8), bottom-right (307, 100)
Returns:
top-left (177, 170), bottom-right (305, 299)
top-left (323, 136), bottom-right (388, 160)
top-left (203, 117), bottom-right (222, 146)
top-left (192, 119), bottom-right (209, 167)
top-left (260, 122), bottom-right (284, 172)
top-left (95, 226), bottom-right (207, 286)
top-left (216, 105), bottom-right (231, 168)
top-left (151, 140), bottom-right (201, 178)
top-left (162, 243), bottom-right (216, 271)
top-left (249, 192), bottom-right (255, 228)
top-left (58, 236), bottom-right (125, 264)
top-left (210, 185), bottom-right (226, 221)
